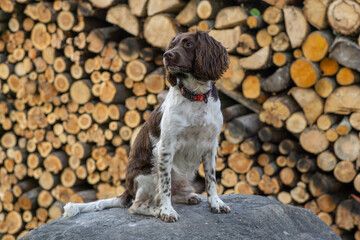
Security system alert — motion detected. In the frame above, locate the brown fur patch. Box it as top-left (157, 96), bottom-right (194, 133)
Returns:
top-left (125, 104), bottom-right (163, 197)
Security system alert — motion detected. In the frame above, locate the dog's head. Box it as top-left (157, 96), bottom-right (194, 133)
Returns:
top-left (163, 31), bottom-right (229, 86)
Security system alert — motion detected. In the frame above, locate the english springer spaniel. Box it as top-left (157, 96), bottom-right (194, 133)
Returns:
top-left (63, 30), bottom-right (230, 222)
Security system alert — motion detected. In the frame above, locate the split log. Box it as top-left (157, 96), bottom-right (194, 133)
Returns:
top-left (236, 34), bottom-right (258, 56)
top-left (246, 167), bottom-right (263, 187)
top-left (335, 199), bottom-right (360, 231)
top-left (258, 175), bottom-right (280, 195)
top-left (290, 58), bottom-right (320, 88)
top-left (144, 14), bottom-right (178, 50)
top-left (299, 127), bottom-right (329, 154)
top-left (271, 32), bottom-right (290, 51)
top-left (5, 211), bottom-right (22, 235)
top-left (221, 168), bottom-right (237, 188)
top-left (267, 24), bottom-right (285, 36)
top-left (209, 26), bottom-right (241, 52)
top-left (350, 112), bottom-right (360, 130)
top-left (290, 183), bottom-right (310, 204)
top-left (239, 46), bottom-right (272, 70)
top-left (219, 56), bottom-right (245, 91)
top-left (128, 0), bottom-right (148, 17)
top-left (316, 114), bottom-right (340, 131)
top-left (285, 112), bottom-right (307, 134)
top-left (256, 29), bottom-right (272, 48)
top-left (242, 75), bottom-right (262, 99)
top-left (70, 80), bottom-right (92, 105)
top-left (261, 64), bottom-right (290, 92)
top-left (263, 6), bottom-right (283, 25)
top-left (317, 151), bottom-right (337, 172)
top-left (324, 86), bottom-right (360, 115)
top-left (329, 37), bottom-right (360, 72)
top-left (334, 161), bottom-right (356, 183)
top-left (147, 0), bottom-right (185, 16)
top-left (197, 0), bottom-right (223, 20)
top-left (320, 58), bottom-right (339, 77)
top-left (335, 117), bottom-right (352, 135)
top-left (228, 152), bottom-right (254, 174)
top-left (289, 87), bottom-right (323, 125)
top-left (240, 137), bottom-right (261, 155)
top-left (214, 6), bottom-right (247, 29)
top-left (302, 31), bottom-right (333, 62)
top-left (314, 77), bottom-right (336, 98)
top-left (334, 133), bottom-right (360, 161)
top-left (259, 95), bottom-right (299, 128)
top-left (176, 0), bottom-right (199, 26)
top-left (106, 4), bottom-right (139, 36)
top-left (336, 68), bottom-right (359, 86)
top-left (327, 0), bottom-right (360, 35)
top-left (224, 113), bottom-right (264, 144)
top-left (283, 6), bottom-right (309, 48)
top-left (31, 23), bottom-right (51, 51)
top-left (303, 0), bottom-right (332, 29)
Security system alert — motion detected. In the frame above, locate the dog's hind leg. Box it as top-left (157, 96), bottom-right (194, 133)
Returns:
top-left (128, 174), bottom-right (160, 217)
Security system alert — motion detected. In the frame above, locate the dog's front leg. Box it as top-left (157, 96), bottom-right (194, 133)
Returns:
top-left (203, 146), bottom-right (231, 213)
top-left (157, 141), bottom-right (179, 222)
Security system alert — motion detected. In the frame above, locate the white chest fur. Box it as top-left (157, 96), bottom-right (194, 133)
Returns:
top-left (159, 85), bottom-right (223, 175)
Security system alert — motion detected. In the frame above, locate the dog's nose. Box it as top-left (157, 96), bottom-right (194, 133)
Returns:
top-left (163, 51), bottom-right (175, 59)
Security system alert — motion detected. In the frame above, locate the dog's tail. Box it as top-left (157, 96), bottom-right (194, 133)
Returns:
top-left (63, 190), bottom-right (133, 217)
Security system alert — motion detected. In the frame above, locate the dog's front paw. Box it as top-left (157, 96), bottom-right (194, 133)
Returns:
top-left (160, 206), bottom-right (179, 223)
top-left (187, 194), bottom-right (202, 205)
top-left (208, 196), bottom-right (231, 214)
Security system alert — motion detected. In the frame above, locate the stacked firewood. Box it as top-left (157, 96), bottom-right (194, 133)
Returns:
top-left (0, 0), bottom-right (360, 239)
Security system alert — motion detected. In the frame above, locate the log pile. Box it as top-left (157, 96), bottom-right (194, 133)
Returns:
top-left (0, 0), bottom-right (359, 239)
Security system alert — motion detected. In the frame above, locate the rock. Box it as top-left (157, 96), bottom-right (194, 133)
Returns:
top-left (20, 194), bottom-right (339, 240)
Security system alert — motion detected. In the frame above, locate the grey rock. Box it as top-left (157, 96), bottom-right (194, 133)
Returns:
top-left (20, 194), bottom-right (340, 240)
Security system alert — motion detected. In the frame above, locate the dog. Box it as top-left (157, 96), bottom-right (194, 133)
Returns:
top-left (63, 30), bottom-right (230, 223)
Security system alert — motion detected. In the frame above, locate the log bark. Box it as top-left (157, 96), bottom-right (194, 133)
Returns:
top-left (329, 37), bottom-right (360, 72)
top-left (261, 64), bottom-right (290, 92)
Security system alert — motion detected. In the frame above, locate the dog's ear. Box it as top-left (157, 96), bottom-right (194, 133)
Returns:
top-left (165, 69), bottom-right (177, 86)
top-left (194, 31), bottom-right (229, 81)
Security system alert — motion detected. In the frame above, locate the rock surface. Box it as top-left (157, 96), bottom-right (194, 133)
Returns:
top-left (20, 194), bottom-right (340, 240)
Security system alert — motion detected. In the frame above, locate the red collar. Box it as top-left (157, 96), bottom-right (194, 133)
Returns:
top-left (178, 82), bottom-right (213, 103)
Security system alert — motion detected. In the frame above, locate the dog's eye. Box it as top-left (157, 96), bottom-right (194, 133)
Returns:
top-left (185, 42), bottom-right (192, 48)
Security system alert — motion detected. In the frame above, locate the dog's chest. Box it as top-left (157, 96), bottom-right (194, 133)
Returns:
top-left (161, 87), bottom-right (222, 160)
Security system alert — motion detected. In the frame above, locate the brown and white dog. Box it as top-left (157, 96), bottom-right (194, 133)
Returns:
top-left (63, 30), bottom-right (230, 223)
